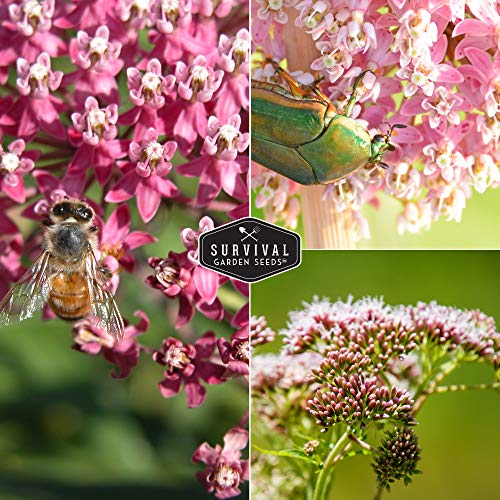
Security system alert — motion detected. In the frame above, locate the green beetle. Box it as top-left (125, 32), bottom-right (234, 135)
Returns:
top-left (252, 63), bottom-right (404, 185)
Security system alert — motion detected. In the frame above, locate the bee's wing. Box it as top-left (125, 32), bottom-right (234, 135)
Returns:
top-left (0, 251), bottom-right (51, 326)
top-left (84, 248), bottom-right (124, 342)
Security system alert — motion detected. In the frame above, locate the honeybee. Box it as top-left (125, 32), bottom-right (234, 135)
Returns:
top-left (0, 199), bottom-right (124, 341)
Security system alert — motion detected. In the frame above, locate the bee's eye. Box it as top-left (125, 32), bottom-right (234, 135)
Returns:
top-left (52, 203), bottom-right (69, 216)
top-left (373, 135), bottom-right (385, 144)
top-left (77, 207), bottom-right (93, 220)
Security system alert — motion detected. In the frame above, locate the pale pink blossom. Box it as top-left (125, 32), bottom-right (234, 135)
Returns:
top-left (127, 58), bottom-right (175, 109)
top-left (9, 0), bottom-right (55, 36)
top-left (16, 52), bottom-right (62, 99)
top-left (71, 97), bottom-right (118, 146)
top-left (72, 25), bottom-right (123, 73)
top-left (203, 115), bottom-right (249, 162)
top-left (218, 29), bottom-right (250, 74)
top-left (176, 55), bottom-right (223, 103)
top-left (295, 0), bottom-right (334, 40)
top-left (385, 162), bottom-right (421, 200)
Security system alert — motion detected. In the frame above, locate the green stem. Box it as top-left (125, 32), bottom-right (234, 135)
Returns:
top-left (348, 434), bottom-right (373, 451)
top-left (413, 359), bottom-right (460, 414)
top-left (313, 430), bottom-right (350, 500)
top-left (430, 381), bottom-right (500, 394)
top-left (374, 487), bottom-right (384, 500)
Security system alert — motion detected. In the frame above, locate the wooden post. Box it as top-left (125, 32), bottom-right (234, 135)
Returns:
top-left (282, 12), bottom-right (355, 249)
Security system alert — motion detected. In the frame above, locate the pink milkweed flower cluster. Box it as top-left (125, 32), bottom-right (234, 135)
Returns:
top-left (251, 0), bottom-right (500, 238)
top-left (0, 0), bottom-right (248, 497)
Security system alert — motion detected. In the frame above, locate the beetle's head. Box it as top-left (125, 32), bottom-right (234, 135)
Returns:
top-left (369, 124), bottom-right (406, 166)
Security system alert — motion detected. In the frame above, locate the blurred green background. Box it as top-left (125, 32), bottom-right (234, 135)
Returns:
top-left (0, 200), bottom-right (248, 500)
top-left (252, 251), bottom-right (500, 500)
top-left (252, 186), bottom-right (500, 249)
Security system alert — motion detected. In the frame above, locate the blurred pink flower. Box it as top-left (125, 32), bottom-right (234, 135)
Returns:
top-left (8, 0), bottom-right (55, 36)
top-left (193, 426), bottom-right (249, 498)
top-left (153, 332), bottom-right (225, 408)
top-left (218, 327), bottom-right (249, 377)
top-left (72, 311), bottom-right (150, 379)
top-left (0, 234), bottom-right (24, 300)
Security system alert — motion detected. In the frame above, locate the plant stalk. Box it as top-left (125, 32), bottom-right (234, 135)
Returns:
top-left (313, 431), bottom-right (350, 500)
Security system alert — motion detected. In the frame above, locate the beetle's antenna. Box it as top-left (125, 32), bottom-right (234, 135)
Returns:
top-left (387, 123), bottom-right (407, 138)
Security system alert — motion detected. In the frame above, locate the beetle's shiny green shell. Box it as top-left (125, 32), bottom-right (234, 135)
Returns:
top-left (252, 85), bottom-right (372, 185)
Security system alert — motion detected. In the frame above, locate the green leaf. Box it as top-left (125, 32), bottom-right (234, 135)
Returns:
top-left (252, 444), bottom-right (320, 465)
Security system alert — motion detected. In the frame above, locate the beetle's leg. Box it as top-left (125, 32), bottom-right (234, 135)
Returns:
top-left (343, 70), bottom-right (375, 118)
top-left (264, 58), bottom-right (316, 99)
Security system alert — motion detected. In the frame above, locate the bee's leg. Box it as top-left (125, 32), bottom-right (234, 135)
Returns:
top-left (89, 226), bottom-right (98, 233)
top-left (344, 70), bottom-right (375, 118)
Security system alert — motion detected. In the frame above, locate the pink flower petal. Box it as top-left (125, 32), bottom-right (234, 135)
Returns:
top-left (125, 231), bottom-right (157, 250)
top-left (136, 180), bottom-right (161, 223)
top-left (103, 204), bottom-right (130, 244)
top-left (105, 171), bottom-right (140, 202)
top-left (193, 266), bottom-right (219, 305)
top-left (184, 379), bottom-right (206, 408)
top-left (158, 376), bottom-right (182, 398)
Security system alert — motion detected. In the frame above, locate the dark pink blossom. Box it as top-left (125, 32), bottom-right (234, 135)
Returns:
top-left (180, 216), bottom-right (221, 305)
top-left (192, 426), bottom-right (249, 498)
top-left (69, 97), bottom-right (128, 184)
top-left (153, 332), bottom-right (225, 408)
top-left (72, 311), bottom-right (150, 379)
top-left (177, 115), bottom-right (248, 206)
top-left (218, 327), bottom-right (249, 376)
top-left (98, 204), bottom-right (156, 274)
top-left (172, 55), bottom-right (224, 153)
top-left (105, 127), bottom-right (178, 222)
top-left (0, 0), bottom-right (66, 85)
top-left (146, 251), bottom-right (224, 327)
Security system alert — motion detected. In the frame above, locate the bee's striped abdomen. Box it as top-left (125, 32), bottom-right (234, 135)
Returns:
top-left (48, 272), bottom-right (91, 321)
